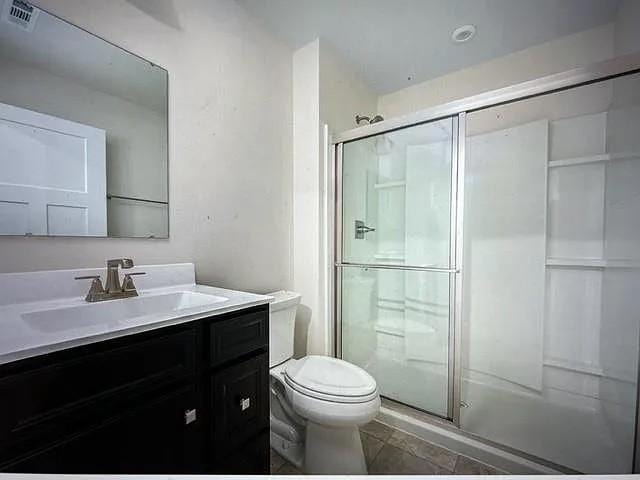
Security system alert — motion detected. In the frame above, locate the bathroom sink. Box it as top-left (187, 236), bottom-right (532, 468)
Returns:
top-left (21, 291), bottom-right (228, 333)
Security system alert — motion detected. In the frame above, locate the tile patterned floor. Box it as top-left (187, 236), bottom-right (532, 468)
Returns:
top-left (271, 420), bottom-right (506, 475)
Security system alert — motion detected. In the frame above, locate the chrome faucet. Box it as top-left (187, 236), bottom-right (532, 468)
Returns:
top-left (75, 258), bottom-right (145, 302)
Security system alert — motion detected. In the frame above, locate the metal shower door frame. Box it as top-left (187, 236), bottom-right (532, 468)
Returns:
top-left (331, 51), bottom-right (640, 444)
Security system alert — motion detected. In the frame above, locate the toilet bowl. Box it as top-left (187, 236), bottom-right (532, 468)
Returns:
top-left (269, 291), bottom-right (380, 474)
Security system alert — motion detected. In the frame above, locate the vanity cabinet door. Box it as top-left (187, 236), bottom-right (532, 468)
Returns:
top-left (3, 385), bottom-right (203, 474)
top-left (216, 430), bottom-right (269, 474)
top-left (210, 352), bottom-right (269, 472)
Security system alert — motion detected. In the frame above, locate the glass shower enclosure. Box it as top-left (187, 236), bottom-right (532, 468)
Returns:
top-left (333, 59), bottom-right (640, 474)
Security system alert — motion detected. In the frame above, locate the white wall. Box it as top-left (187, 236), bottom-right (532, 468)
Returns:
top-left (292, 40), bottom-right (321, 357)
top-left (292, 38), bottom-right (376, 356)
top-left (378, 24), bottom-right (615, 119)
top-left (319, 42), bottom-right (378, 135)
top-left (614, 0), bottom-right (640, 56)
top-left (0, 0), bottom-right (293, 294)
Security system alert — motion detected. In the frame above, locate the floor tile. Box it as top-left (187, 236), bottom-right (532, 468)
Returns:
top-left (359, 420), bottom-right (395, 442)
top-left (454, 455), bottom-right (502, 475)
top-left (369, 444), bottom-right (448, 475)
top-left (270, 448), bottom-right (287, 473)
top-left (360, 431), bottom-right (385, 466)
top-left (276, 461), bottom-right (303, 475)
top-left (387, 430), bottom-right (458, 471)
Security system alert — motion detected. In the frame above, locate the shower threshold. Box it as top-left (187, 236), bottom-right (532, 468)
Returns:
top-left (377, 397), bottom-right (575, 475)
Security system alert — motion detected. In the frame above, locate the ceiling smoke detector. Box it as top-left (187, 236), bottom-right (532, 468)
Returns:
top-left (451, 24), bottom-right (476, 44)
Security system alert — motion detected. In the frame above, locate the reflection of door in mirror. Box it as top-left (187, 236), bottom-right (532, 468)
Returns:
top-left (0, 102), bottom-right (106, 236)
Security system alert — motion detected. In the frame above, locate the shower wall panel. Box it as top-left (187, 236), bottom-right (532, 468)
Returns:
top-left (463, 119), bottom-right (547, 391)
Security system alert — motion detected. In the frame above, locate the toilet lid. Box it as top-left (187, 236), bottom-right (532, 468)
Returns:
top-left (284, 356), bottom-right (377, 401)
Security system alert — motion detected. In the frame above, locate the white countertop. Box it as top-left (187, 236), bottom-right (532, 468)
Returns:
top-left (0, 263), bottom-right (271, 366)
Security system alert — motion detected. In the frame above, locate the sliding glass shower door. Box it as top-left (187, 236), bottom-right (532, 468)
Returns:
top-left (460, 71), bottom-right (640, 474)
top-left (338, 117), bottom-right (457, 418)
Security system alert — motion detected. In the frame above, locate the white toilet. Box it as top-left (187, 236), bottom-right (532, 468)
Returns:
top-left (268, 290), bottom-right (380, 475)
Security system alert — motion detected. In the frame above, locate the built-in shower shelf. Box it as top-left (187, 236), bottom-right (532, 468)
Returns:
top-left (548, 151), bottom-right (640, 168)
top-left (373, 324), bottom-right (404, 338)
top-left (374, 252), bottom-right (406, 262)
top-left (374, 180), bottom-right (406, 189)
top-left (543, 358), bottom-right (603, 377)
top-left (546, 257), bottom-right (640, 268)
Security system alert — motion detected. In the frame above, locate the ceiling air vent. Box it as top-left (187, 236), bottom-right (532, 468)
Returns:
top-left (1, 0), bottom-right (40, 32)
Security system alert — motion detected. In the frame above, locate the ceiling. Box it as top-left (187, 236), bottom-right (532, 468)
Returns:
top-left (237, 0), bottom-right (621, 94)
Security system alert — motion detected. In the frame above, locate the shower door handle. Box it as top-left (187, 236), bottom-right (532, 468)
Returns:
top-left (355, 220), bottom-right (376, 239)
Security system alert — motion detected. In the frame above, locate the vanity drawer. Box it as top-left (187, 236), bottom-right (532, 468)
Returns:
top-left (210, 352), bottom-right (269, 458)
top-left (0, 325), bottom-right (197, 448)
top-left (207, 306), bottom-right (268, 366)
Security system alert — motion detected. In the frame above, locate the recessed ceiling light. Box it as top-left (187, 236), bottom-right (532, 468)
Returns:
top-left (451, 24), bottom-right (476, 44)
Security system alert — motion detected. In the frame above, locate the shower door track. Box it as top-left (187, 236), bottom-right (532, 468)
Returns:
top-left (331, 50), bottom-right (640, 470)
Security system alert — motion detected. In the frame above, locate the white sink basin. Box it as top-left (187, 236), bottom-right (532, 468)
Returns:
top-left (22, 291), bottom-right (228, 333)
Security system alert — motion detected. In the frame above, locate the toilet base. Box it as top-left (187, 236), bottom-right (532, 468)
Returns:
top-left (304, 421), bottom-right (368, 474)
top-left (271, 430), bottom-right (304, 469)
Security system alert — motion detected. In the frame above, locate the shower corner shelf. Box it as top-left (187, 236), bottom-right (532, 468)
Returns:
top-left (373, 180), bottom-right (406, 190)
top-left (548, 151), bottom-right (640, 168)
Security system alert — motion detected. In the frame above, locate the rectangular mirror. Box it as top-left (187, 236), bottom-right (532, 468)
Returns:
top-left (0, 0), bottom-right (168, 238)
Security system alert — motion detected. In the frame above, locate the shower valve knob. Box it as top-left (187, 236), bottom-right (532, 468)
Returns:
top-left (355, 220), bottom-right (376, 239)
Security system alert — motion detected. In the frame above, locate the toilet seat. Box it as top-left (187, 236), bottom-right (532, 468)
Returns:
top-left (283, 356), bottom-right (378, 403)
top-left (287, 384), bottom-right (380, 427)
top-left (270, 356), bottom-right (381, 427)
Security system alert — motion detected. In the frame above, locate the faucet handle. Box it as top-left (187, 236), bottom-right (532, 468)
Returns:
top-left (122, 272), bottom-right (146, 294)
top-left (75, 275), bottom-right (106, 302)
top-left (74, 275), bottom-right (101, 280)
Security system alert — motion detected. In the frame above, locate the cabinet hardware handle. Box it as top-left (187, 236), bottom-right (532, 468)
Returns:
top-left (184, 408), bottom-right (197, 425)
top-left (239, 397), bottom-right (251, 411)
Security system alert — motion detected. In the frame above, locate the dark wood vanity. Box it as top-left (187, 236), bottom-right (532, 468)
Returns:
top-left (0, 304), bottom-right (269, 474)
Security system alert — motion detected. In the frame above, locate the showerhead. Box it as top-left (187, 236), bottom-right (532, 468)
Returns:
top-left (355, 114), bottom-right (384, 126)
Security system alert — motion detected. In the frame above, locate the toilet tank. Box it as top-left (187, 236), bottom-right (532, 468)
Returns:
top-left (268, 290), bottom-right (301, 368)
